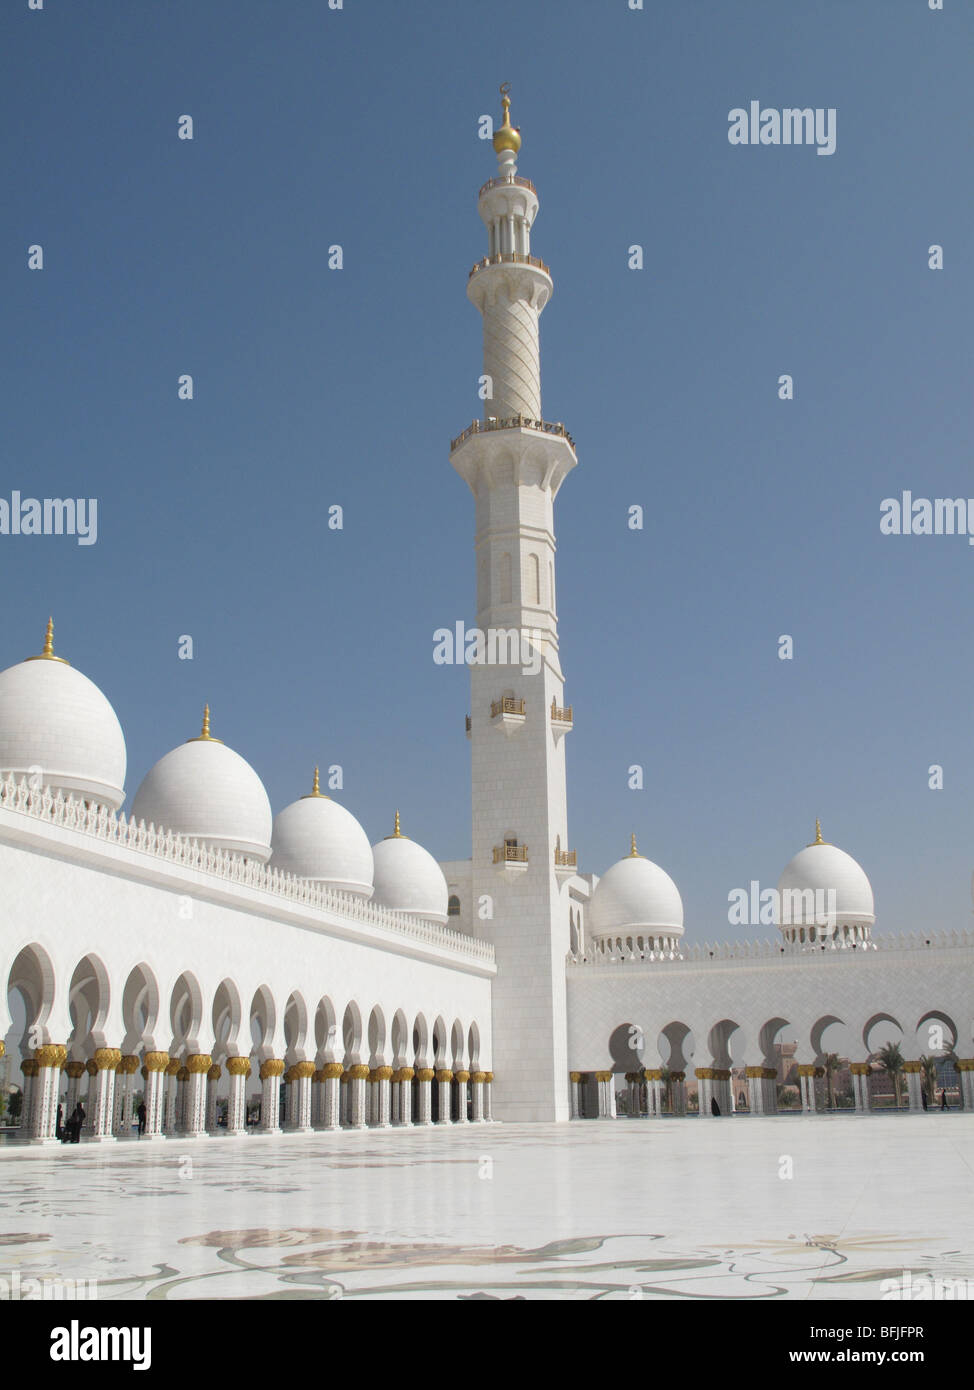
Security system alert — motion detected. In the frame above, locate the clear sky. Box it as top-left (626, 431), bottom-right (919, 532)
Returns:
top-left (3, 0), bottom-right (972, 943)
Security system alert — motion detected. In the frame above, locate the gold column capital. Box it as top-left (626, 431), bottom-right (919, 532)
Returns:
top-left (320, 1062), bottom-right (344, 1080)
top-left (185, 1054), bottom-right (212, 1075)
top-left (35, 1044), bottom-right (67, 1069)
top-left (143, 1051), bottom-right (170, 1073)
top-left (225, 1056), bottom-right (250, 1076)
top-left (259, 1059), bottom-right (285, 1080)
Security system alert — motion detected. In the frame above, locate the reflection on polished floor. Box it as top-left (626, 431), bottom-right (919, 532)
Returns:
top-left (1, 1115), bottom-right (971, 1301)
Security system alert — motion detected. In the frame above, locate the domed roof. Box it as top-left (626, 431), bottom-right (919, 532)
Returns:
top-left (270, 768), bottom-right (373, 896)
top-left (589, 835), bottom-right (684, 938)
top-left (776, 820), bottom-right (875, 929)
top-left (0, 619), bottom-right (126, 810)
top-left (131, 706), bottom-right (272, 862)
top-left (370, 812), bottom-right (448, 924)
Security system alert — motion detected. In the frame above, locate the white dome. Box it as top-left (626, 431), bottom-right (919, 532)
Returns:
top-left (0, 623), bottom-right (126, 810)
top-left (589, 839), bottom-right (684, 939)
top-left (777, 824), bottom-right (875, 934)
top-left (271, 773), bottom-right (373, 896)
top-left (132, 708), bottom-right (272, 862)
top-left (370, 815), bottom-right (448, 924)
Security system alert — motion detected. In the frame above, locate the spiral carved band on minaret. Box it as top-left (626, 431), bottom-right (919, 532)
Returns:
top-left (482, 293), bottom-right (542, 420)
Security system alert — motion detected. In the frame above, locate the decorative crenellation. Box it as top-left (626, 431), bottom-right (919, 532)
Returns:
top-left (0, 773), bottom-right (493, 965)
top-left (568, 928), bottom-right (974, 969)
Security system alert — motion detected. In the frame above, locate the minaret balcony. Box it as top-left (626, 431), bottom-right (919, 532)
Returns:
top-left (450, 415), bottom-right (577, 496)
top-left (550, 699), bottom-right (573, 740)
top-left (553, 846), bottom-right (578, 880)
top-left (465, 715), bottom-right (472, 739)
top-left (493, 843), bottom-right (529, 876)
top-left (490, 696), bottom-right (526, 735)
top-left (478, 175), bottom-right (537, 199)
top-left (468, 251), bottom-right (549, 281)
top-left (450, 415), bottom-right (575, 455)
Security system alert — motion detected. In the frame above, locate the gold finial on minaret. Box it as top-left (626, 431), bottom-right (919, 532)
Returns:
top-left (493, 82), bottom-right (522, 154)
top-left (188, 703), bottom-right (223, 743)
top-left (394, 809), bottom-right (401, 837)
top-left (26, 616), bottom-right (69, 665)
top-left (629, 832), bottom-right (640, 858)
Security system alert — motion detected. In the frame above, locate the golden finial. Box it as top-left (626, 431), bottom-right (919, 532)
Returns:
top-left (302, 765), bottom-right (327, 799)
top-left (188, 703), bottom-right (223, 743)
top-left (808, 818), bottom-right (828, 847)
top-left (25, 616), bottom-right (69, 665)
top-left (493, 82), bottom-right (522, 155)
top-left (385, 809), bottom-right (407, 840)
top-left (629, 832), bottom-right (640, 858)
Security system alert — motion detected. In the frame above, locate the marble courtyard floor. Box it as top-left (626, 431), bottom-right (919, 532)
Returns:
top-left (1, 1114), bottom-right (971, 1301)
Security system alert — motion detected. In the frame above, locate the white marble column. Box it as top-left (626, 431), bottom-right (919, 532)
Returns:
top-left (320, 1065), bottom-right (342, 1129)
top-left (64, 1059), bottom-right (85, 1124)
top-left (142, 1053), bottom-right (169, 1139)
top-left (471, 1071), bottom-right (486, 1122)
top-left (29, 1046), bottom-right (66, 1143)
top-left (398, 1069), bottom-right (414, 1126)
top-left (644, 1070), bottom-right (662, 1117)
top-left (850, 1063), bottom-right (870, 1113)
top-left (415, 1069), bottom-right (434, 1126)
top-left (87, 1049), bottom-right (121, 1142)
top-left (206, 1063), bottom-right (221, 1133)
top-left (435, 1069), bottom-right (453, 1124)
top-left (695, 1069), bottom-right (714, 1117)
top-left (483, 1071), bottom-right (494, 1122)
top-left (20, 1059), bottom-right (38, 1137)
top-left (290, 1063), bottom-right (314, 1132)
top-left (596, 1071), bottom-right (616, 1118)
top-left (225, 1057), bottom-right (250, 1134)
top-left (163, 1060), bottom-right (180, 1133)
top-left (958, 1061), bottom-right (974, 1110)
top-left (903, 1064), bottom-right (923, 1113)
top-left (346, 1065), bottom-right (368, 1128)
top-left (181, 1056), bottom-right (210, 1137)
top-left (371, 1068), bottom-right (393, 1128)
top-left (258, 1059), bottom-right (284, 1133)
top-left (454, 1071), bottom-right (469, 1123)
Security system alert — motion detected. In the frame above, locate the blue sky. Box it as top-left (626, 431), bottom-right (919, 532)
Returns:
top-left (2, 0), bottom-right (972, 941)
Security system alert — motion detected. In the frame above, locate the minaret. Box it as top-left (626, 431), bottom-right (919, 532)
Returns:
top-left (450, 87), bottom-right (577, 1122)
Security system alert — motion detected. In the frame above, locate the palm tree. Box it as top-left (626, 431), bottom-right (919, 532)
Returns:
top-left (823, 1053), bottom-right (842, 1111)
top-left (876, 1041), bottom-right (905, 1108)
top-left (919, 1056), bottom-right (937, 1107)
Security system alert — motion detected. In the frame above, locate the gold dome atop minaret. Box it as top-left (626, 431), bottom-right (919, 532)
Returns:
top-left (492, 83), bottom-right (521, 154)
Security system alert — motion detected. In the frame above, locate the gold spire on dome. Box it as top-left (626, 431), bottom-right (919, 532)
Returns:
top-left (384, 809), bottom-right (407, 840)
top-left (188, 703), bottom-right (223, 744)
top-left (25, 616), bottom-right (69, 665)
top-left (302, 765), bottom-right (328, 799)
top-left (629, 832), bottom-right (641, 858)
top-left (808, 818), bottom-right (829, 847)
top-left (492, 82), bottom-right (522, 154)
